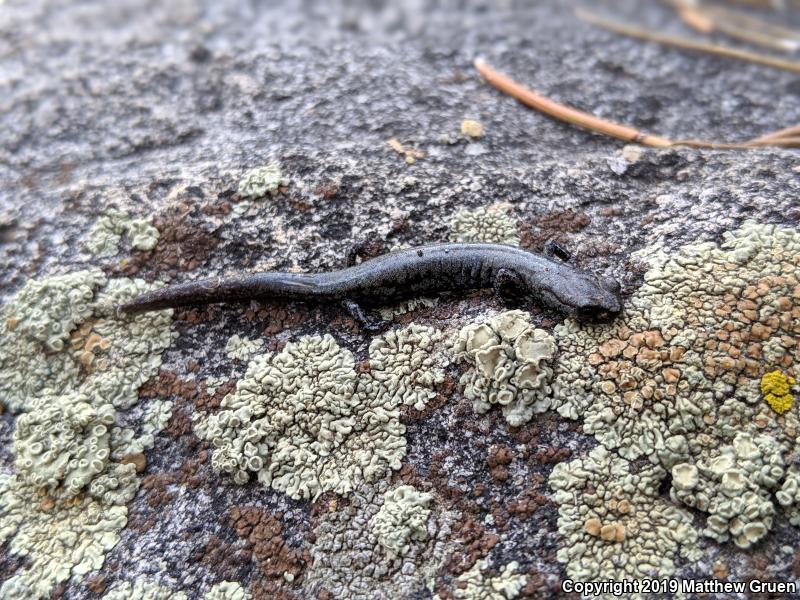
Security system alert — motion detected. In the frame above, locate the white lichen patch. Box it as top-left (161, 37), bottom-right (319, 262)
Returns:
top-left (450, 205), bottom-right (519, 245)
top-left (85, 208), bottom-right (159, 257)
top-left (377, 296), bottom-right (438, 321)
top-left (454, 310), bottom-right (556, 426)
top-left (549, 446), bottom-right (699, 591)
top-left (370, 485), bottom-right (434, 558)
top-left (238, 163), bottom-right (289, 199)
top-left (0, 474), bottom-right (133, 600)
top-left (670, 432), bottom-right (783, 548)
top-left (195, 325), bottom-right (446, 500)
top-left (103, 579), bottom-right (187, 600)
top-left (450, 559), bottom-right (527, 600)
top-left (304, 480), bottom-right (453, 600)
top-left (14, 393), bottom-right (115, 499)
top-left (551, 221), bottom-right (800, 563)
top-left (0, 271), bottom-right (176, 599)
top-left (203, 581), bottom-right (251, 600)
top-left (225, 334), bottom-right (264, 361)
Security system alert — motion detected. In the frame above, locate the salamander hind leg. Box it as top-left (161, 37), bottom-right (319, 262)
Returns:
top-left (341, 298), bottom-right (384, 332)
top-left (493, 268), bottom-right (526, 305)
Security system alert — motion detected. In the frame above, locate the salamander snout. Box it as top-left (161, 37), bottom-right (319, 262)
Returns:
top-left (572, 275), bottom-right (623, 322)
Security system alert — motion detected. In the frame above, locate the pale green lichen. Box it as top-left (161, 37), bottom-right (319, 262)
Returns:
top-left (85, 208), bottom-right (159, 257)
top-left (377, 297), bottom-right (437, 321)
top-left (203, 581), bottom-right (251, 600)
top-left (14, 393), bottom-right (115, 499)
top-left (0, 474), bottom-right (132, 600)
top-left (454, 310), bottom-right (556, 426)
top-left (370, 485), bottom-right (434, 558)
top-left (103, 579), bottom-right (187, 600)
top-left (238, 163), bottom-right (289, 199)
top-left (0, 272), bottom-right (176, 599)
top-left (450, 206), bottom-right (519, 245)
top-left (450, 559), bottom-right (527, 600)
top-left (669, 432), bottom-right (780, 548)
top-left (225, 334), bottom-right (264, 361)
top-left (110, 399), bottom-right (174, 459)
top-left (195, 325), bottom-right (445, 500)
top-left (304, 479), bottom-right (454, 600)
top-left (550, 221), bottom-right (800, 569)
top-left (549, 446), bottom-right (699, 592)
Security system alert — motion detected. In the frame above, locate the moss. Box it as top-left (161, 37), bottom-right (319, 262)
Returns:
top-left (761, 370), bottom-right (796, 414)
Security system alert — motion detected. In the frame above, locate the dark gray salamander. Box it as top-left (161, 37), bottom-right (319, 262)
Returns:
top-left (120, 243), bottom-right (623, 324)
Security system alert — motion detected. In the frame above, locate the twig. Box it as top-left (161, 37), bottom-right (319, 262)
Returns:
top-left (576, 8), bottom-right (800, 73)
top-left (474, 59), bottom-right (800, 149)
top-left (671, 0), bottom-right (800, 51)
top-left (474, 59), bottom-right (673, 147)
top-left (747, 123), bottom-right (800, 142)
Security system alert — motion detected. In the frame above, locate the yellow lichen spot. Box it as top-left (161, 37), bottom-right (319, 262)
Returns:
top-left (760, 370), bottom-right (796, 414)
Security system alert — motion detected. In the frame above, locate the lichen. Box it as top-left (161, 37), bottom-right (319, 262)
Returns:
top-left (669, 432), bottom-right (780, 548)
top-left (203, 581), bottom-right (251, 600)
top-left (450, 559), bottom-right (527, 600)
top-left (225, 334), bottom-right (264, 361)
top-left (0, 272), bottom-right (176, 598)
top-left (454, 310), bottom-right (556, 426)
top-left (102, 579), bottom-right (187, 600)
top-left (370, 485), bottom-right (434, 558)
top-left (238, 163), bottom-right (289, 199)
top-left (549, 446), bottom-right (699, 590)
top-left (450, 206), bottom-right (519, 245)
top-left (761, 369), bottom-right (796, 414)
top-left (550, 221), bottom-right (800, 566)
top-left (304, 479), bottom-right (453, 600)
top-left (195, 325), bottom-right (446, 500)
top-left (85, 208), bottom-right (159, 257)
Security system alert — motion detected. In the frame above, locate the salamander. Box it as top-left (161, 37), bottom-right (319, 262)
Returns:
top-left (120, 243), bottom-right (623, 326)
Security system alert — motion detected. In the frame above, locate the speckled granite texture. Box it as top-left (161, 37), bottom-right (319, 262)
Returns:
top-left (1, 1), bottom-right (799, 599)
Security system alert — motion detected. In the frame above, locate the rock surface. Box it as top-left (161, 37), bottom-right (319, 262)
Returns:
top-left (1, 1), bottom-right (799, 599)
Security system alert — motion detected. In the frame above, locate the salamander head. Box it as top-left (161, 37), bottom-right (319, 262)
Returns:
top-left (535, 272), bottom-right (622, 322)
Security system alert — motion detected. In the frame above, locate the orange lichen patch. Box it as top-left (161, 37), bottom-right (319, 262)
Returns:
top-left (553, 222), bottom-right (800, 463)
top-left (69, 319), bottom-right (112, 371)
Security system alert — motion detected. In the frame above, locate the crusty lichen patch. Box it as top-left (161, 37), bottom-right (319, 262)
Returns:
top-left (448, 558), bottom-right (527, 600)
top-left (238, 163), bottom-right (289, 199)
top-left (195, 324), bottom-right (446, 500)
top-left (761, 369), bottom-right (796, 414)
top-left (450, 205), bottom-right (519, 245)
top-left (304, 479), bottom-right (453, 600)
top-left (454, 310), bottom-right (556, 426)
top-left (85, 208), bottom-right (159, 257)
top-left (550, 446), bottom-right (699, 591)
top-left (0, 272), bottom-right (176, 599)
top-left (550, 221), bottom-right (800, 571)
top-left (370, 485), bottom-right (434, 558)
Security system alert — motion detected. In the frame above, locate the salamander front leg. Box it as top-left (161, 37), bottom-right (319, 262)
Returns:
top-left (493, 268), bottom-right (525, 305)
top-left (543, 240), bottom-right (571, 262)
top-left (341, 298), bottom-right (384, 332)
